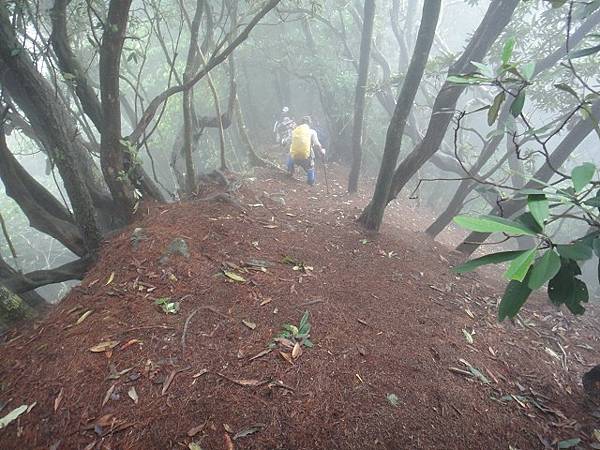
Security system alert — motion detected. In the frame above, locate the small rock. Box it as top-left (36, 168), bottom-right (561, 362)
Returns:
top-left (159, 238), bottom-right (190, 265)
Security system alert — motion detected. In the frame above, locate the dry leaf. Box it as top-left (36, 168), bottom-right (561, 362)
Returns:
top-left (54, 388), bottom-right (64, 412)
top-left (242, 320), bottom-right (256, 330)
top-left (127, 387), bottom-right (138, 404)
top-left (233, 424), bottom-right (265, 440)
top-left (161, 371), bottom-right (176, 395)
top-left (223, 423), bottom-right (234, 433)
top-left (259, 298), bottom-right (272, 306)
top-left (192, 369), bottom-right (208, 378)
top-left (187, 422), bottom-right (206, 437)
top-left (102, 384), bottom-right (116, 408)
top-left (262, 225), bottom-right (278, 229)
top-left (119, 339), bottom-right (142, 351)
top-left (105, 272), bottom-right (115, 285)
top-left (188, 443), bottom-right (203, 450)
top-left (224, 433), bottom-right (235, 450)
top-left (76, 310), bottom-right (93, 325)
top-left (90, 341), bottom-right (119, 353)
top-left (292, 342), bottom-right (302, 359)
top-left (0, 405), bottom-right (28, 429)
top-left (224, 271), bottom-right (246, 283)
top-left (279, 351), bottom-right (294, 365)
top-left (249, 349), bottom-right (271, 361)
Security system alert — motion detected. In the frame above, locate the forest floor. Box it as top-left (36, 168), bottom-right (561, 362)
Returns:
top-left (1, 165), bottom-right (599, 450)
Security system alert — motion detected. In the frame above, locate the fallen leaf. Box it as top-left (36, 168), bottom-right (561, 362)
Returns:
top-left (233, 424), bottom-right (265, 440)
top-left (127, 387), bottom-right (138, 405)
top-left (279, 351), bottom-right (294, 365)
top-left (162, 371), bottom-right (176, 395)
top-left (262, 225), bottom-right (278, 229)
top-left (224, 423), bottom-right (234, 433)
top-left (54, 388), bottom-right (64, 412)
top-left (105, 272), bottom-right (115, 285)
top-left (187, 422), bottom-right (206, 437)
top-left (462, 329), bottom-right (474, 344)
top-left (292, 342), bottom-right (302, 359)
top-left (224, 271), bottom-right (246, 282)
top-left (90, 341), bottom-right (119, 353)
top-left (242, 320), bottom-right (256, 330)
top-left (224, 433), bottom-right (235, 450)
top-left (593, 429), bottom-right (600, 442)
top-left (249, 349), bottom-right (271, 361)
top-left (386, 393), bottom-right (399, 407)
top-left (259, 298), bottom-right (272, 306)
top-left (76, 310), bottom-right (94, 325)
top-left (26, 402), bottom-right (36, 413)
top-left (0, 405), bottom-right (28, 429)
top-left (465, 308), bottom-right (475, 319)
top-left (192, 369), bottom-right (208, 378)
top-left (188, 443), bottom-right (203, 450)
top-left (102, 384), bottom-right (116, 408)
top-left (120, 339), bottom-right (142, 351)
top-left (558, 438), bottom-right (581, 449)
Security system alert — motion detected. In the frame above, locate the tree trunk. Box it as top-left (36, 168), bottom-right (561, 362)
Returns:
top-left (99, 0), bottom-right (136, 222)
top-left (382, 0), bottom-right (519, 208)
top-left (0, 285), bottom-right (36, 331)
top-left (0, 127), bottom-right (85, 256)
top-left (348, 0), bottom-right (375, 193)
top-left (456, 99), bottom-right (600, 255)
top-left (0, 5), bottom-right (102, 254)
top-left (358, 0), bottom-right (441, 231)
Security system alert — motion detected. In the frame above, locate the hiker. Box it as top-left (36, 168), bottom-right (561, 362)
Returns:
top-left (288, 116), bottom-right (326, 186)
top-left (273, 107), bottom-right (296, 151)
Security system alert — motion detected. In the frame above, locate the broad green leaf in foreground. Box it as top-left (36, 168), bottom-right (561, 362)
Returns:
top-left (527, 194), bottom-right (549, 228)
top-left (528, 249), bottom-right (561, 290)
top-left (498, 276), bottom-right (533, 321)
top-left (556, 242), bottom-right (593, 261)
top-left (453, 250), bottom-right (529, 273)
top-left (453, 215), bottom-right (538, 236)
top-left (504, 248), bottom-right (537, 282)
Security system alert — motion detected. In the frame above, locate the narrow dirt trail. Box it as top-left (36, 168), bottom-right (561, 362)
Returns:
top-left (0, 167), bottom-right (599, 450)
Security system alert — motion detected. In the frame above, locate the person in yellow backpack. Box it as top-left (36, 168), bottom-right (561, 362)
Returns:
top-left (287, 116), bottom-right (326, 186)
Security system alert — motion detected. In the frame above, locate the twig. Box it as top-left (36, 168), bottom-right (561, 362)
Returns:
top-left (181, 308), bottom-right (199, 352)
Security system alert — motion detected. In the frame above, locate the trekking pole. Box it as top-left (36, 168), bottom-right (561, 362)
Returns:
top-left (321, 152), bottom-right (330, 195)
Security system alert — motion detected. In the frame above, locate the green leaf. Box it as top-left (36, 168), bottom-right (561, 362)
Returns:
top-left (548, 259), bottom-right (588, 314)
top-left (504, 248), bottom-right (537, 282)
top-left (521, 61), bottom-right (536, 81)
top-left (498, 277), bottom-right (533, 321)
top-left (453, 215), bottom-right (537, 236)
top-left (558, 438), bottom-right (581, 449)
top-left (471, 61), bottom-right (495, 78)
top-left (556, 242), bottom-right (593, 260)
top-left (528, 249), bottom-right (561, 290)
top-left (571, 162), bottom-right (596, 192)
top-left (510, 92), bottom-right (526, 117)
top-left (527, 194), bottom-right (549, 228)
top-left (447, 75), bottom-right (490, 85)
top-left (554, 83), bottom-right (580, 100)
top-left (303, 338), bottom-right (314, 348)
top-left (570, 44), bottom-right (600, 59)
top-left (593, 237), bottom-right (600, 257)
top-left (453, 250), bottom-right (529, 273)
top-left (488, 92), bottom-right (506, 126)
top-left (502, 37), bottom-right (516, 65)
top-left (299, 310), bottom-right (309, 330)
top-left (513, 212), bottom-right (542, 235)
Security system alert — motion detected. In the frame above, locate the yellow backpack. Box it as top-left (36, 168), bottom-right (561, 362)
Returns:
top-left (290, 124), bottom-right (312, 160)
